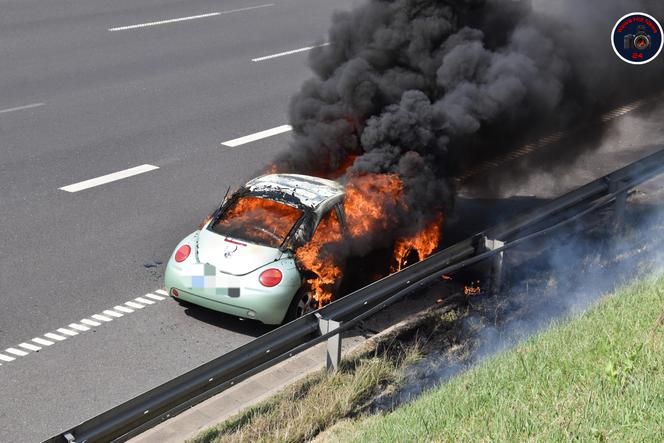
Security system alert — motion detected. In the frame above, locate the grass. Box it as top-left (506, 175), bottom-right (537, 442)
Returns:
top-left (320, 273), bottom-right (664, 442)
top-left (189, 338), bottom-right (422, 443)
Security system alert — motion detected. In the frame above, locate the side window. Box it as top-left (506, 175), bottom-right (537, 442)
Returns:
top-left (311, 207), bottom-right (343, 243)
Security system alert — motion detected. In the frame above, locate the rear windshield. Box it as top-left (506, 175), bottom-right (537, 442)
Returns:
top-left (210, 196), bottom-right (303, 248)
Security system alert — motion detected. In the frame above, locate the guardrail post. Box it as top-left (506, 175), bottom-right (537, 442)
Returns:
top-left (477, 237), bottom-right (505, 295)
top-left (609, 179), bottom-right (628, 234)
top-left (316, 313), bottom-right (342, 372)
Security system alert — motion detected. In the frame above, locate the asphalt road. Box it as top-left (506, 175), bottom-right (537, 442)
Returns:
top-left (0, 1), bottom-right (663, 441)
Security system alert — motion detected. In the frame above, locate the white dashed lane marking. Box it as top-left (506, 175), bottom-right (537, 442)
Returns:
top-left (44, 333), bottom-right (66, 342)
top-left (135, 297), bottom-right (155, 305)
top-left (59, 164), bottom-right (159, 193)
top-left (145, 293), bottom-right (165, 301)
top-left (103, 310), bottom-right (124, 318)
top-left (5, 348), bottom-right (28, 357)
top-left (69, 323), bottom-right (90, 332)
top-left (252, 42), bottom-right (330, 62)
top-left (114, 305), bottom-right (134, 313)
top-left (0, 102), bottom-right (44, 115)
top-left (0, 289), bottom-right (168, 366)
top-left (221, 124), bottom-right (292, 147)
top-left (80, 319), bottom-right (102, 327)
top-left (108, 4), bottom-right (274, 31)
top-left (32, 338), bottom-right (54, 347)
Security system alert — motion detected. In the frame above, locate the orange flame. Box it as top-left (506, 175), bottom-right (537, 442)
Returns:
top-left (464, 281), bottom-right (481, 296)
top-left (296, 174), bottom-right (406, 307)
top-left (295, 209), bottom-right (344, 307)
top-left (216, 172), bottom-right (444, 309)
top-left (294, 174), bottom-right (446, 308)
top-left (391, 214), bottom-right (444, 273)
top-left (214, 197), bottom-right (302, 247)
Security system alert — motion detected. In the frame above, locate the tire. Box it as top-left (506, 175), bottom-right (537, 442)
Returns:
top-left (284, 288), bottom-right (316, 323)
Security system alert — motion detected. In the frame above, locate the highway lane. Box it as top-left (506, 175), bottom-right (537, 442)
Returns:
top-left (0, 0), bottom-right (353, 342)
top-left (2, 103), bottom-right (663, 441)
top-left (1, 1), bottom-right (663, 441)
top-left (0, 0), bottom-right (354, 439)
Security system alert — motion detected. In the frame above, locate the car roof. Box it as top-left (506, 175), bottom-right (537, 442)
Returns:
top-left (244, 174), bottom-right (345, 209)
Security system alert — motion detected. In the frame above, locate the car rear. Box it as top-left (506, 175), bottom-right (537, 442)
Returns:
top-left (164, 195), bottom-right (305, 324)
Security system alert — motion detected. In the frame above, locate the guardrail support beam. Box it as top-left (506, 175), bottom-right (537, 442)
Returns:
top-left (613, 191), bottom-right (627, 234)
top-left (316, 314), bottom-right (342, 372)
top-left (608, 178), bottom-right (629, 234)
top-left (479, 237), bottom-right (505, 295)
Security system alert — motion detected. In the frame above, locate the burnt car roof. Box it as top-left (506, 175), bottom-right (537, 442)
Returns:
top-left (244, 174), bottom-right (345, 209)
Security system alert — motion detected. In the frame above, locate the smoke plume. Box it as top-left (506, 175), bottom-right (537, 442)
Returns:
top-left (275, 0), bottom-right (664, 227)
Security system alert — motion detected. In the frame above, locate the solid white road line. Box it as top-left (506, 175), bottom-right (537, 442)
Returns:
top-left (155, 289), bottom-right (168, 296)
top-left (32, 337), bottom-right (54, 346)
top-left (252, 43), bottom-right (330, 62)
top-left (80, 318), bottom-right (101, 327)
top-left (19, 342), bottom-right (42, 352)
top-left (0, 354), bottom-right (16, 362)
top-left (59, 164), bottom-right (159, 192)
top-left (44, 332), bottom-right (67, 341)
top-left (108, 4), bottom-right (274, 31)
top-left (0, 102), bottom-right (44, 115)
top-left (5, 348), bottom-right (29, 357)
top-left (221, 125), bottom-right (292, 147)
top-left (125, 301), bottom-right (145, 309)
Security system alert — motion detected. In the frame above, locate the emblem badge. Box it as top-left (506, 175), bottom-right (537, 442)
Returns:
top-left (223, 244), bottom-right (238, 258)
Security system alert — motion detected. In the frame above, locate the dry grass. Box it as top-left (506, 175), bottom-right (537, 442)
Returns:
top-left (189, 340), bottom-right (422, 443)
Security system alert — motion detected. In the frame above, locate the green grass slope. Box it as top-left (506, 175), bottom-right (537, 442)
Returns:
top-left (324, 274), bottom-right (664, 442)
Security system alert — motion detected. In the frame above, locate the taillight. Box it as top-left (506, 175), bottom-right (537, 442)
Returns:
top-left (259, 268), bottom-right (282, 287)
top-left (175, 245), bottom-right (191, 262)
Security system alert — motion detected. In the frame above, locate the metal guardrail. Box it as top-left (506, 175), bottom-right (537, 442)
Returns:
top-left (46, 148), bottom-right (664, 443)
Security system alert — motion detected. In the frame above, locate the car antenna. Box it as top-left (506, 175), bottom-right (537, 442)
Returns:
top-left (222, 185), bottom-right (231, 204)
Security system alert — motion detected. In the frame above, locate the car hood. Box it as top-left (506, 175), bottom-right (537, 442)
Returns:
top-left (196, 228), bottom-right (283, 275)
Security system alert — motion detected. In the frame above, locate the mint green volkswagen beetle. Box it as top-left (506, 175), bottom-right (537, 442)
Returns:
top-left (165, 174), bottom-right (347, 324)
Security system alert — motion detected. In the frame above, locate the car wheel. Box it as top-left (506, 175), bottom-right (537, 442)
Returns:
top-left (285, 289), bottom-right (316, 323)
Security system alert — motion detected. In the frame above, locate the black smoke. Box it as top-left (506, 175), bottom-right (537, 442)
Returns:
top-left (275, 0), bottom-right (664, 231)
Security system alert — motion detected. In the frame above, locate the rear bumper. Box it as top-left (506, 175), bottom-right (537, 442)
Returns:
top-left (164, 233), bottom-right (301, 324)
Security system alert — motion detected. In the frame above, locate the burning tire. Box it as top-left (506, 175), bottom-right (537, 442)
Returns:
top-left (285, 288), bottom-right (317, 322)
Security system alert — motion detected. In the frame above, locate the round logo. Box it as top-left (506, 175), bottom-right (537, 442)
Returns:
top-left (611, 12), bottom-right (663, 65)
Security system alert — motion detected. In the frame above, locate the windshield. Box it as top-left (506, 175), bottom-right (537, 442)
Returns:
top-left (210, 196), bottom-right (303, 248)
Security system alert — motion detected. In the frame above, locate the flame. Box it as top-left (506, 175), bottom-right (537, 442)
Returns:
top-left (295, 209), bottom-right (344, 307)
top-left (214, 197), bottom-right (302, 246)
top-left (215, 171), bottom-right (444, 309)
top-left (296, 174), bottom-right (406, 307)
top-left (464, 281), bottom-right (481, 296)
top-left (391, 214), bottom-right (444, 273)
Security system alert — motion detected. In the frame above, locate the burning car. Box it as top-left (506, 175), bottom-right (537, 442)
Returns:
top-left (164, 174), bottom-right (346, 324)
